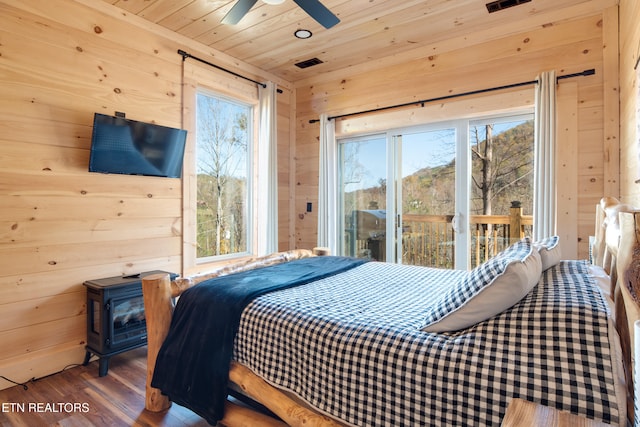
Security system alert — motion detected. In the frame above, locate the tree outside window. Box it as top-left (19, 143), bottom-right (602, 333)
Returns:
top-left (196, 92), bottom-right (251, 259)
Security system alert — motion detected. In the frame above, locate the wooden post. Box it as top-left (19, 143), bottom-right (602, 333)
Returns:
top-left (509, 201), bottom-right (524, 242)
top-left (141, 273), bottom-right (173, 412)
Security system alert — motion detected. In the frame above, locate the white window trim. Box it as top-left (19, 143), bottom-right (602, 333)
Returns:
top-left (181, 62), bottom-right (261, 276)
top-left (332, 94), bottom-right (535, 268)
top-left (195, 89), bottom-right (255, 265)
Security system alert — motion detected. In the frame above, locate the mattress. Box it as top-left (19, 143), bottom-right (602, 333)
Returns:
top-left (233, 260), bottom-right (623, 426)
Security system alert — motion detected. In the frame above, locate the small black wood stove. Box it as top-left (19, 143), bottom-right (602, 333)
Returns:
top-left (82, 270), bottom-right (177, 376)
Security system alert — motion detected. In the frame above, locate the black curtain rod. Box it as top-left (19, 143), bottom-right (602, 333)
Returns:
top-left (177, 49), bottom-right (282, 93)
top-left (309, 68), bottom-right (595, 123)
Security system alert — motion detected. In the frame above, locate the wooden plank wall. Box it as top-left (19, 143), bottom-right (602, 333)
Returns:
top-left (0, 0), bottom-right (631, 394)
top-left (0, 0), bottom-right (292, 390)
top-left (293, 2), bottom-right (620, 260)
top-left (620, 0), bottom-right (640, 206)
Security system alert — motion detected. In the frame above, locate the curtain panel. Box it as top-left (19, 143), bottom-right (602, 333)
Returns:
top-left (318, 114), bottom-right (338, 254)
top-left (257, 81), bottom-right (278, 255)
top-left (533, 70), bottom-right (557, 241)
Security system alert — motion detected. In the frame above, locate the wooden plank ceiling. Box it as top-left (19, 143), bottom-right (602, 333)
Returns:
top-left (103, 0), bottom-right (607, 83)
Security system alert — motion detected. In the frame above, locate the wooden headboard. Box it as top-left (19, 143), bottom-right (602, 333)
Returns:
top-left (593, 197), bottom-right (636, 295)
top-left (594, 197), bottom-right (640, 424)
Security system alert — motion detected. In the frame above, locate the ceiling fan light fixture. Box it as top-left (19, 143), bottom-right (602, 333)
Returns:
top-left (223, 0), bottom-right (339, 28)
top-left (294, 29), bottom-right (312, 39)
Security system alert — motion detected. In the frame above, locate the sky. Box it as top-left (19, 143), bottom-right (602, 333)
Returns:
top-left (340, 119), bottom-right (529, 191)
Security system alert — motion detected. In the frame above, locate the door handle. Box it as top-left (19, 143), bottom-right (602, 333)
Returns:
top-left (451, 213), bottom-right (463, 233)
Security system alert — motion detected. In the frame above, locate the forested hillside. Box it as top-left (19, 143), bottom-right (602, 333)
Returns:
top-left (350, 120), bottom-right (534, 217)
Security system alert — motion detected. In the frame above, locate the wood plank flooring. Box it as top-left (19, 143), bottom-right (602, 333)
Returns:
top-left (0, 347), bottom-right (211, 426)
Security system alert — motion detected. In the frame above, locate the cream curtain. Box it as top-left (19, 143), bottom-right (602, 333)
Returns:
top-left (533, 70), bottom-right (557, 241)
top-left (257, 81), bottom-right (278, 255)
top-left (318, 114), bottom-right (338, 253)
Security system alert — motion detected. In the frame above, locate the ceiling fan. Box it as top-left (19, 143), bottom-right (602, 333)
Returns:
top-left (222, 0), bottom-right (340, 29)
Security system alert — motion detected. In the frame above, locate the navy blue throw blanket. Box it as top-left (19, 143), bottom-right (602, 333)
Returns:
top-left (151, 256), bottom-right (367, 425)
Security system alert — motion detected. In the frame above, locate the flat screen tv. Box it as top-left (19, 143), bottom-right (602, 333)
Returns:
top-left (89, 113), bottom-right (187, 178)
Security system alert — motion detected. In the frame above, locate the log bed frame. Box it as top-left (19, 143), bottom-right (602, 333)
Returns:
top-left (142, 198), bottom-right (640, 426)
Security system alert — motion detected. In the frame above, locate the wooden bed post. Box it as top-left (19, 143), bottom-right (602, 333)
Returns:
top-left (312, 246), bottom-right (331, 256)
top-left (141, 272), bottom-right (173, 412)
top-left (614, 211), bottom-right (640, 422)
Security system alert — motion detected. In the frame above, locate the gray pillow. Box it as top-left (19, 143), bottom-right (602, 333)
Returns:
top-left (533, 235), bottom-right (561, 271)
top-left (422, 238), bottom-right (542, 332)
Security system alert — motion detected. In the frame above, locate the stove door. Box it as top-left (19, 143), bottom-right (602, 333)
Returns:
top-left (108, 294), bottom-right (147, 351)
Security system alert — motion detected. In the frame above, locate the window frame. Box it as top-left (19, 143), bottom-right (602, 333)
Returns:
top-left (194, 89), bottom-right (255, 264)
top-left (335, 105), bottom-right (534, 269)
top-left (181, 63), bottom-right (260, 276)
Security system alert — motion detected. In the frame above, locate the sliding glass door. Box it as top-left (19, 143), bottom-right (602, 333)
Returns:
top-left (338, 123), bottom-right (467, 268)
top-left (395, 126), bottom-right (466, 268)
top-left (467, 115), bottom-right (534, 267)
top-left (338, 134), bottom-right (387, 261)
top-left (337, 113), bottom-right (533, 270)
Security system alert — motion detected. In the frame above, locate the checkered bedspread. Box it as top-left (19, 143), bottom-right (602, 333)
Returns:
top-left (233, 260), bottom-right (622, 426)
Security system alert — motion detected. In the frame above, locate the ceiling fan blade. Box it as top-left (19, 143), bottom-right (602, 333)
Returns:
top-left (222, 0), bottom-right (258, 25)
top-left (292, 0), bottom-right (340, 29)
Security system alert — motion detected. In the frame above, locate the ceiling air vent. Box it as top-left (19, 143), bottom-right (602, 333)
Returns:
top-left (486, 0), bottom-right (531, 13)
top-left (295, 58), bottom-right (324, 69)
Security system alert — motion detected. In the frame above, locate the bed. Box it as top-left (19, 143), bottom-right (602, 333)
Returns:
top-left (141, 197), bottom-right (640, 426)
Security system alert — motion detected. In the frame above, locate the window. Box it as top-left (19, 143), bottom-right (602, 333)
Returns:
top-left (195, 91), bottom-right (253, 261)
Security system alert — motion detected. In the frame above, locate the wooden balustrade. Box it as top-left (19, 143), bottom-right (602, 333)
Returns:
top-left (349, 203), bottom-right (533, 269)
top-left (401, 214), bottom-right (455, 268)
top-left (469, 208), bottom-right (532, 267)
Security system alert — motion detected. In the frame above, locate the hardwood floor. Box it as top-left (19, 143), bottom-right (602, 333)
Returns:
top-left (0, 347), bottom-right (211, 427)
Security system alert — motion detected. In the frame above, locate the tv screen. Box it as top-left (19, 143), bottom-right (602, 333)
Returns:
top-left (89, 113), bottom-right (187, 178)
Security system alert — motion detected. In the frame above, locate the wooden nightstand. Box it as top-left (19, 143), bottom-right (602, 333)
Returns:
top-left (501, 398), bottom-right (613, 427)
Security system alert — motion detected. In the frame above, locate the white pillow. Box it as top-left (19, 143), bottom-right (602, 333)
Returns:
top-left (588, 264), bottom-right (614, 313)
top-left (422, 238), bottom-right (542, 333)
top-left (533, 235), bottom-right (561, 271)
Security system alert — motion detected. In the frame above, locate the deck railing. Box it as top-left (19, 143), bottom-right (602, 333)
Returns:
top-left (349, 202), bottom-right (533, 269)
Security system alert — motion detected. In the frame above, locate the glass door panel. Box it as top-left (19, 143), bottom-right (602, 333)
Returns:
top-left (338, 135), bottom-right (388, 260)
top-left (395, 128), bottom-right (459, 268)
top-left (468, 116), bottom-right (534, 268)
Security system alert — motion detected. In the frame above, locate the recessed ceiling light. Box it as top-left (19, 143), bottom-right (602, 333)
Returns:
top-left (294, 29), bottom-right (312, 39)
